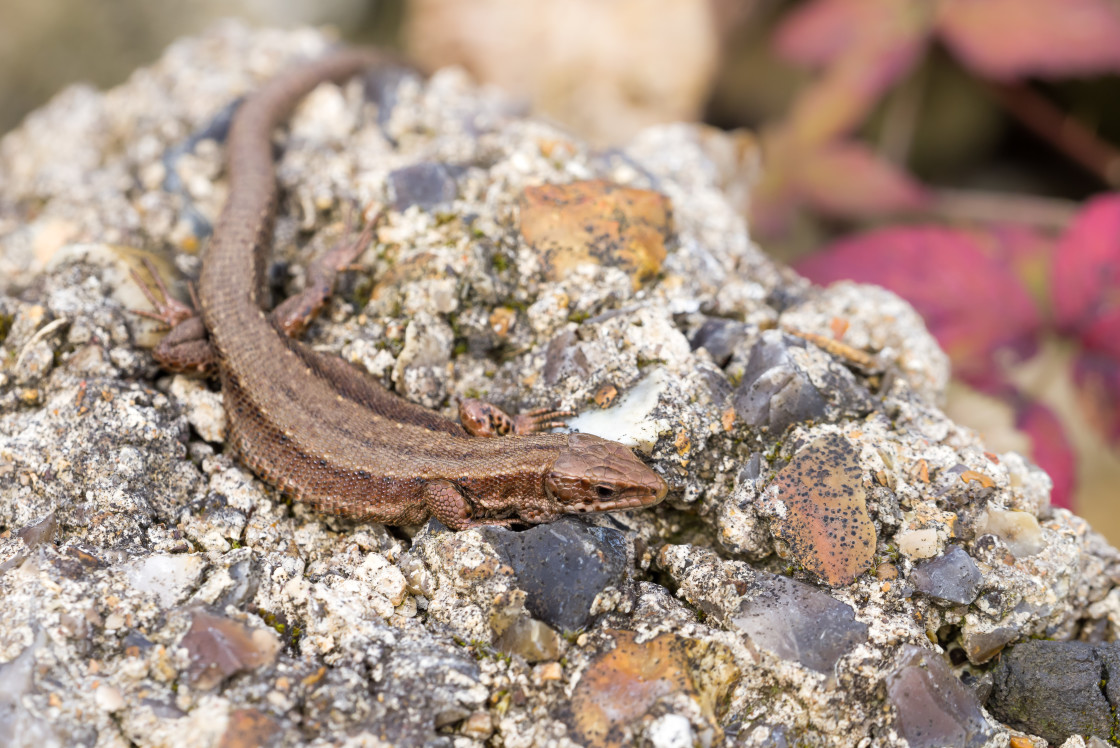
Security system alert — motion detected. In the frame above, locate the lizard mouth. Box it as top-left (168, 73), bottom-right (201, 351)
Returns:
top-left (567, 479), bottom-right (669, 513)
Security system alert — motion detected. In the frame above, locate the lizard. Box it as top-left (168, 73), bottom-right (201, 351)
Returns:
top-left (133, 48), bottom-right (669, 529)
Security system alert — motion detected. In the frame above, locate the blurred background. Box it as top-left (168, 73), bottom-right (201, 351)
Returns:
top-left (3, 0), bottom-right (1119, 541)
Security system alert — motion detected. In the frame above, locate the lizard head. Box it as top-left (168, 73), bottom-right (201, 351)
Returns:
top-left (542, 432), bottom-right (668, 515)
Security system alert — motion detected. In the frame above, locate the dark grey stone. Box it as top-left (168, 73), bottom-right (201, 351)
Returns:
top-left (887, 645), bottom-right (993, 748)
top-left (910, 546), bottom-right (983, 605)
top-left (481, 518), bottom-right (629, 632)
top-left (987, 639), bottom-right (1114, 744)
top-left (388, 162), bottom-right (458, 210)
top-left (730, 572), bottom-right (868, 673)
top-left (543, 329), bottom-right (590, 386)
top-left (732, 330), bottom-right (871, 434)
top-left (690, 317), bottom-right (750, 367)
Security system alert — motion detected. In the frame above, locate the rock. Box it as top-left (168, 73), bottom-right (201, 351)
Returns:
top-left (730, 572), bottom-right (868, 673)
top-left (494, 617), bottom-right (564, 662)
top-left (519, 179), bottom-right (671, 288)
top-left (760, 433), bottom-right (877, 586)
top-left (987, 640), bottom-right (1116, 744)
top-left (566, 367), bottom-right (673, 454)
top-left (689, 316), bottom-right (751, 367)
top-left (732, 330), bottom-right (872, 435)
top-left (978, 509), bottom-right (1045, 558)
top-left (482, 517), bottom-right (629, 632)
top-left (910, 545), bottom-right (983, 605)
top-left (387, 162), bottom-right (459, 210)
top-left (961, 625), bottom-right (1018, 664)
top-left (565, 630), bottom-right (735, 748)
top-left (2, 22), bottom-right (1120, 748)
top-left (180, 608), bottom-right (281, 690)
top-left (886, 645), bottom-right (994, 748)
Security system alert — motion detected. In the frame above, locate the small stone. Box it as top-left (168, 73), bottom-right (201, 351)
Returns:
top-left (519, 179), bottom-right (671, 288)
top-left (217, 709), bottom-right (281, 748)
top-left (460, 711), bottom-right (493, 740)
top-left (690, 317), bottom-right (750, 367)
top-left (732, 331), bottom-right (871, 435)
top-left (910, 546), bottom-right (983, 605)
top-left (646, 713), bottom-right (695, 748)
top-left (567, 630), bottom-right (732, 748)
top-left (180, 608), bottom-right (281, 690)
top-left (534, 661), bottom-right (564, 682)
top-left (978, 509), bottom-right (1045, 558)
top-left (987, 640), bottom-right (1115, 744)
top-left (387, 162), bottom-right (458, 210)
top-left (16, 512), bottom-right (57, 548)
top-left (886, 645), bottom-right (993, 748)
top-left (760, 433), bottom-right (876, 586)
top-left (896, 528), bottom-right (941, 559)
top-left (961, 625), bottom-right (1017, 664)
top-left (481, 517), bottom-right (628, 631)
top-left (494, 617), bottom-right (564, 662)
top-left (170, 374), bottom-right (227, 443)
top-left (730, 572), bottom-right (868, 673)
top-left (94, 684), bottom-right (124, 712)
top-left (543, 328), bottom-right (591, 386)
top-left (124, 553), bottom-right (207, 608)
top-left (567, 367), bottom-right (672, 454)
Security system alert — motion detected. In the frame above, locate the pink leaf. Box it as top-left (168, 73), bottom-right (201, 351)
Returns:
top-left (785, 22), bottom-right (927, 144)
top-left (1072, 351), bottom-right (1120, 449)
top-left (1011, 396), bottom-right (1076, 510)
top-left (937, 0), bottom-right (1120, 79)
top-left (1051, 193), bottom-right (1120, 341)
top-left (774, 0), bottom-right (881, 67)
top-left (797, 226), bottom-right (1043, 379)
top-left (796, 141), bottom-right (928, 218)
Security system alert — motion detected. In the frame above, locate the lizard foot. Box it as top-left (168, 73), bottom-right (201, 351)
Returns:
top-left (130, 257), bottom-right (198, 328)
top-left (273, 202), bottom-right (384, 338)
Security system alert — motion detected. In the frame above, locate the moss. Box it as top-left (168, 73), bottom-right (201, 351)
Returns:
top-left (492, 253), bottom-right (510, 272)
top-left (0, 313), bottom-right (12, 345)
top-left (567, 310), bottom-right (590, 324)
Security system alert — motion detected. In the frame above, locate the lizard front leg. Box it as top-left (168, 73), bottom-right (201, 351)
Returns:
top-left (422, 480), bottom-right (521, 529)
top-left (458, 400), bottom-right (573, 437)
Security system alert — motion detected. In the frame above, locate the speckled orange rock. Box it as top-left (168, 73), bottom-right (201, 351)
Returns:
top-left (763, 433), bottom-right (877, 586)
top-left (519, 179), bottom-right (671, 288)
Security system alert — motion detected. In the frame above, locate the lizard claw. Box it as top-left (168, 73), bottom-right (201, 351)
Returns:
top-left (513, 407), bottom-right (575, 434)
top-left (130, 258), bottom-right (196, 328)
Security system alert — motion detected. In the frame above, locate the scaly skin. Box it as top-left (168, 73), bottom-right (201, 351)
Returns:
top-left (141, 49), bottom-right (668, 529)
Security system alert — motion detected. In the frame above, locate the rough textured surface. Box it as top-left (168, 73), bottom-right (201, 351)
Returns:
top-left (911, 544), bottom-right (984, 604)
top-left (2, 22), bottom-right (1120, 748)
top-left (988, 640), bottom-right (1119, 744)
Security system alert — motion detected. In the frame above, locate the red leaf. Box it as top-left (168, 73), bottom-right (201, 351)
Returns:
top-left (937, 0), bottom-right (1120, 79)
top-left (797, 226), bottom-right (1043, 379)
top-left (1072, 351), bottom-right (1120, 447)
top-left (785, 19), bottom-right (928, 144)
top-left (775, 0), bottom-right (882, 67)
top-left (796, 141), bottom-right (928, 218)
top-left (1051, 193), bottom-right (1120, 341)
top-left (1011, 396), bottom-right (1076, 510)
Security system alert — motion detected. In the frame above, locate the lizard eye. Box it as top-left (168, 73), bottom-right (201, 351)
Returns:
top-left (595, 484), bottom-right (616, 499)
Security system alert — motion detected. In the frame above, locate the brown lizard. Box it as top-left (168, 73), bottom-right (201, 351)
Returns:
top-left (133, 48), bottom-right (668, 529)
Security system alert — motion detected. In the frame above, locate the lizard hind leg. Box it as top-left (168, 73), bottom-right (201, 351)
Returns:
top-left (130, 258), bottom-right (215, 375)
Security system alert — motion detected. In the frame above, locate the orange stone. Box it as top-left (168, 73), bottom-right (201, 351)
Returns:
top-left (763, 433), bottom-right (877, 586)
top-left (568, 630), bottom-right (734, 748)
top-left (519, 180), bottom-right (671, 288)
